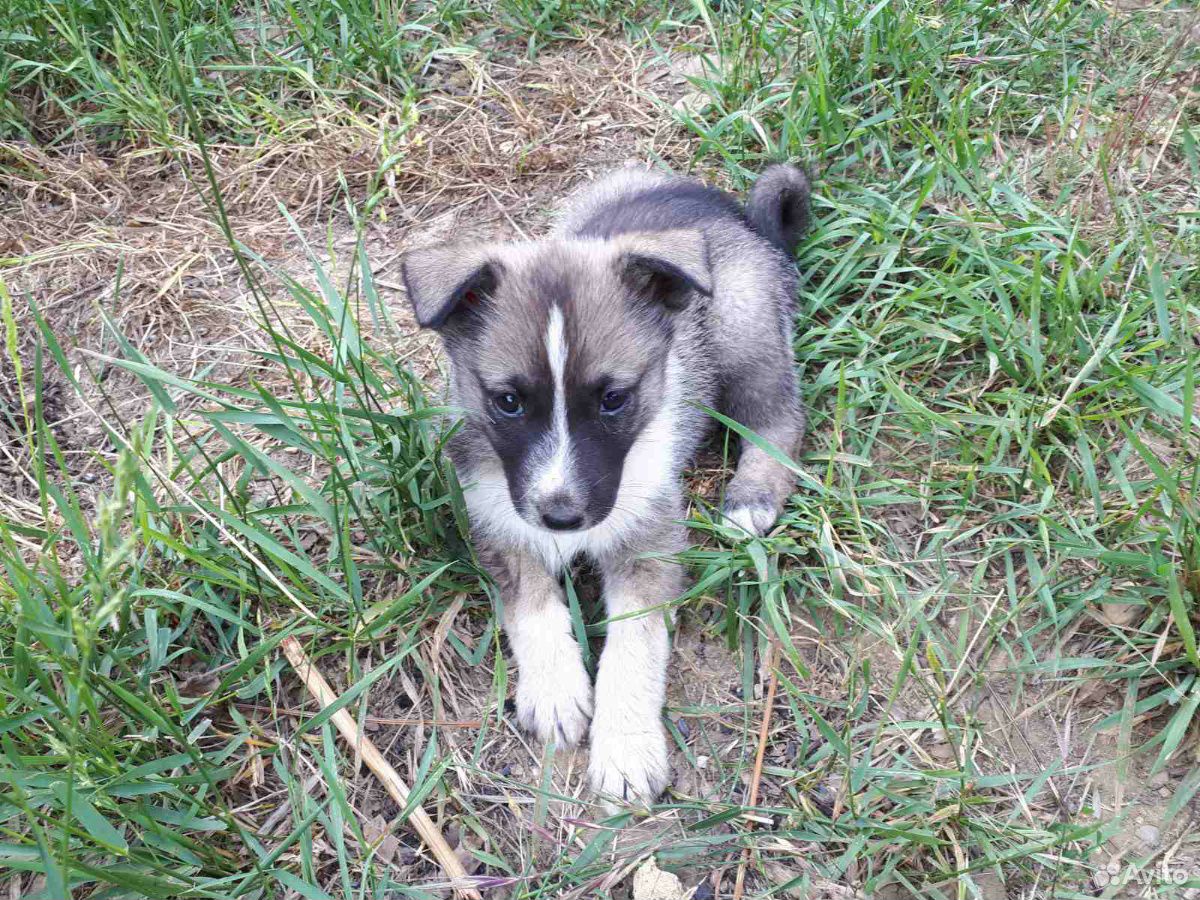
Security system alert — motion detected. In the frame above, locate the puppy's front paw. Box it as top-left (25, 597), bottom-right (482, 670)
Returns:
top-left (515, 650), bottom-right (593, 747)
top-left (587, 719), bottom-right (670, 806)
top-left (722, 499), bottom-right (779, 536)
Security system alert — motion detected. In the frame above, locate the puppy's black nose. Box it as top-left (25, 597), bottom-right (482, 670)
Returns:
top-left (541, 509), bottom-right (584, 531)
top-left (539, 496), bottom-right (585, 531)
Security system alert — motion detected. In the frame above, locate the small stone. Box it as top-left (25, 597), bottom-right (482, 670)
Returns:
top-left (1101, 602), bottom-right (1142, 627)
top-left (672, 91), bottom-right (710, 117)
top-left (927, 739), bottom-right (957, 764)
top-left (669, 54), bottom-right (713, 82)
top-left (1137, 824), bottom-right (1160, 846)
top-left (632, 856), bottom-right (693, 900)
top-left (971, 871), bottom-right (1007, 900)
top-left (696, 755), bottom-right (709, 770)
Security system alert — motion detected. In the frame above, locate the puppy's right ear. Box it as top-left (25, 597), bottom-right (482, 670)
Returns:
top-left (400, 244), bottom-right (501, 330)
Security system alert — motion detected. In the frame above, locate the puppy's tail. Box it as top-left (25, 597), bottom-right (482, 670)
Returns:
top-left (746, 164), bottom-right (811, 255)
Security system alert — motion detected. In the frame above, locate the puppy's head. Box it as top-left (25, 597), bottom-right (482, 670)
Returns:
top-left (402, 231), bottom-right (710, 532)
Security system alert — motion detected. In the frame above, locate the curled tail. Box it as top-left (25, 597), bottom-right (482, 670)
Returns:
top-left (746, 164), bottom-right (811, 255)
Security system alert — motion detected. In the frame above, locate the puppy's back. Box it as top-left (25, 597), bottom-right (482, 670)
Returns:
top-left (554, 165), bottom-right (809, 256)
top-left (557, 169), bottom-right (749, 241)
top-left (553, 168), bottom-right (748, 240)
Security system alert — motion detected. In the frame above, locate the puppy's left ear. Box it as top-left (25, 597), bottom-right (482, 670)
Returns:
top-left (617, 229), bottom-right (712, 312)
top-left (400, 243), bottom-right (501, 330)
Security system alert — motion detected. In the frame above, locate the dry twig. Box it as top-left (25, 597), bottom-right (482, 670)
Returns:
top-left (281, 635), bottom-right (481, 900)
top-left (733, 639), bottom-right (781, 900)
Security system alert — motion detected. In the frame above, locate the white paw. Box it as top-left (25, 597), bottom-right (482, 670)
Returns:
top-left (515, 648), bottom-right (593, 747)
top-left (588, 718), bottom-right (670, 806)
top-left (723, 502), bottom-right (778, 536)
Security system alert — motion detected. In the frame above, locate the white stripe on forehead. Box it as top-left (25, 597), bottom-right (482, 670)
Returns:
top-left (533, 305), bottom-right (572, 495)
top-left (546, 305), bottom-right (568, 398)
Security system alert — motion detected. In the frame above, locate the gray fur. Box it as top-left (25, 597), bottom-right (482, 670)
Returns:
top-left (746, 164), bottom-right (811, 254)
top-left (401, 164), bottom-right (810, 805)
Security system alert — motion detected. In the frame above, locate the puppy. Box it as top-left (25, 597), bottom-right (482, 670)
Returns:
top-left (401, 164), bottom-right (809, 803)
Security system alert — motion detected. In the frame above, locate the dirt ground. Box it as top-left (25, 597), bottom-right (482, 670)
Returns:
top-left (3, 24), bottom-right (1197, 900)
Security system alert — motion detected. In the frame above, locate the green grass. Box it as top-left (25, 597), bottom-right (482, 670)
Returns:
top-left (2, 0), bottom-right (1200, 897)
top-left (0, 0), bottom-right (645, 145)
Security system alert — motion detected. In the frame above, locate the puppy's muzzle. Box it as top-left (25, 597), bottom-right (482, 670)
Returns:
top-left (537, 492), bottom-right (586, 531)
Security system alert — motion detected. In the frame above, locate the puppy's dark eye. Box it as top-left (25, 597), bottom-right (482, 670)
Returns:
top-left (492, 392), bottom-right (524, 417)
top-left (600, 389), bottom-right (631, 415)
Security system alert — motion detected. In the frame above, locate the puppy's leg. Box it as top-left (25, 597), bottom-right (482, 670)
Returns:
top-left (722, 353), bottom-right (805, 536)
top-left (482, 544), bottom-right (592, 747)
top-left (588, 526), bottom-right (685, 804)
